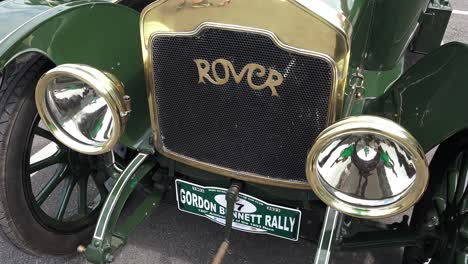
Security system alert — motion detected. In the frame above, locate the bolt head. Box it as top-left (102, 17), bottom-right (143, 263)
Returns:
top-left (424, 214), bottom-right (439, 228)
top-left (77, 245), bottom-right (86, 253)
top-left (105, 254), bottom-right (114, 262)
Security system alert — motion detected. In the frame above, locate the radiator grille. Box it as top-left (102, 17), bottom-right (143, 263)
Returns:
top-left (151, 27), bottom-right (334, 183)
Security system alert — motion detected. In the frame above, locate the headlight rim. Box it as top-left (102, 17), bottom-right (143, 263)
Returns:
top-left (306, 115), bottom-right (429, 219)
top-left (35, 64), bottom-right (128, 155)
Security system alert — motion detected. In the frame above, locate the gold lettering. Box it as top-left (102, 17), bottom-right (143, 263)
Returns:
top-left (246, 63), bottom-right (267, 91)
top-left (193, 59), bottom-right (215, 84)
top-left (194, 59), bottom-right (283, 96)
top-left (227, 61), bottom-right (249, 84)
top-left (211, 59), bottom-right (230, 85)
top-left (265, 69), bottom-right (283, 97)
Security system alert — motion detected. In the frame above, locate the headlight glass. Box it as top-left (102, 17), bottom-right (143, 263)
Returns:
top-left (36, 64), bottom-right (129, 155)
top-left (46, 76), bottom-right (113, 146)
top-left (317, 134), bottom-right (416, 206)
top-left (307, 116), bottom-right (428, 218)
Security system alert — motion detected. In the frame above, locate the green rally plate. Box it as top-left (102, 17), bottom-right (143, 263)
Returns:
top-left (175, 179), bottom-right (301, 241)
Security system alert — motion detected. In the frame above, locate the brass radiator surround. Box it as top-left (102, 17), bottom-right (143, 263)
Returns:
top-left (141, 0), bottom-right (352, 189)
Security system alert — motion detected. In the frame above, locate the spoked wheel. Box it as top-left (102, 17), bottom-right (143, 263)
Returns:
top-left (404, 132), bottom-right (468, 264)
top-left (0, 55), bottom-right (110, 255)
top-left (27, 116), bottom-right (109, 232)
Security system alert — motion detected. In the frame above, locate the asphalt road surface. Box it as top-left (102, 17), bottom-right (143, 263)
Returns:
top-left (2, 1), bottom-right (468, 263)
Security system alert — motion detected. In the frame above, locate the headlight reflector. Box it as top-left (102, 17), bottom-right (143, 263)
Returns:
top-left (306, 116), bottom-right (428, 218)
top-left (36, 64), bottom-right (129, 155)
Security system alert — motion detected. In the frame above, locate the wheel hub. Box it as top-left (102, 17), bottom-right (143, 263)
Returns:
top-left (66, 150), bottom-right (92, 180)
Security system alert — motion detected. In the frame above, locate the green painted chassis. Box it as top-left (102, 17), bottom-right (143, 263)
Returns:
top-left (0, 0), bottom-right (466, 262)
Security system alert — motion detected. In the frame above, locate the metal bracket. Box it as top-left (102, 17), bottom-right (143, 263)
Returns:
top-left (212, 181), bottom-right (242, 264)
top-left (84, 153), bottom-right (161, 264)
top-left (344, 68), bottom-right (366, 116)
top-left (314, 207), bottom-right (341, 264)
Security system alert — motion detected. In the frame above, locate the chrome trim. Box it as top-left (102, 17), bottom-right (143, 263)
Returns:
top-left (314, 207), bottom-right (340, 264)
top-left (35, 64), bottom-right (130, 155)
top-left (0, 7), bottom-right (54, 46)
top-left (306, 116), bottom-right (429, 218)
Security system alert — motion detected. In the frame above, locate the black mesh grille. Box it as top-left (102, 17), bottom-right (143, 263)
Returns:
top-left (151, 28), bottom-right (333, 183)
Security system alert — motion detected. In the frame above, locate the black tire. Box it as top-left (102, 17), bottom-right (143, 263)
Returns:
top-left (0, 55), bottom-right (96, 256)
top-left (403, 132), bottom-right (468, 264)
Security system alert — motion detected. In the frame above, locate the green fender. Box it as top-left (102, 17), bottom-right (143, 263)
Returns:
top-left (366, 42), bottom-right (468, 152)
top-left (0, 0), bottom-right (150, 149)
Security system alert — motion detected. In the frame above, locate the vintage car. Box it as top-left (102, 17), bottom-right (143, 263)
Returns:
top-left (0, 0), bottom-right (463, 263)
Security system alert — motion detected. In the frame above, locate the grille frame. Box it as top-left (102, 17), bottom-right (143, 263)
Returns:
top-left (146, 23), bottom-right (340, 189)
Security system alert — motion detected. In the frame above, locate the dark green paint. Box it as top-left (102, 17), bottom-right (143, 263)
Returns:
top-left (341, 230), bottom-right (419, 250)
top-left (412, 0), bottom-right (453, 54)
top-left (92, 155), bottom-right (154, 240)
top-left (86, 154), bottom-right (159, 264)
top-left (113, 191), bottom-right (161, 241)
top-left (0, 0), bottom-right (440, 150)
top-left (0, 0), bottom-right (444, 152)
top-left (342, 59), bottom-right (405, 119)
top-left (332, 0), bottom-right (431, 70)
top-left (1, 0), bottom-right (467, 256)
top-left (35, 165), bottom-right (68, 206)
top-left (366, 42), bottom-right (468, 152)
top-left (362, 0), bottom-right (431, 70)
top-left (0, 0), bottom-right (151, 149)
top-left (0, 0), bottom-right (49, 39)
top-left (2, 1), bottom-right (467, 263)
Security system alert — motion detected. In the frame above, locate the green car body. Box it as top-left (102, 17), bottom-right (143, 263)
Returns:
top-left (0, 0), bottom-right (458, 153)
top-left (0, 0), bottom-right (456, 192)
top-left (0, 0), bottom-right (466, 263)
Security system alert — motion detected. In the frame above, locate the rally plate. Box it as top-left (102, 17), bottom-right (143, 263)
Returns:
top-left (175, 179), bottom-right (301, 241)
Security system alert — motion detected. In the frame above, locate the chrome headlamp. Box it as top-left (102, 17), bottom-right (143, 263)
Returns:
top-left (306, 116), bottom-right (428, 218)
top-left (35, 64), bottom-right (130, 155)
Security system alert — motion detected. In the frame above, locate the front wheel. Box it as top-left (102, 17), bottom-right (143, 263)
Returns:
top-left (0, 55), bottom-right (109, 256)
top-left (403, 132), bottom-right (468, 264)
